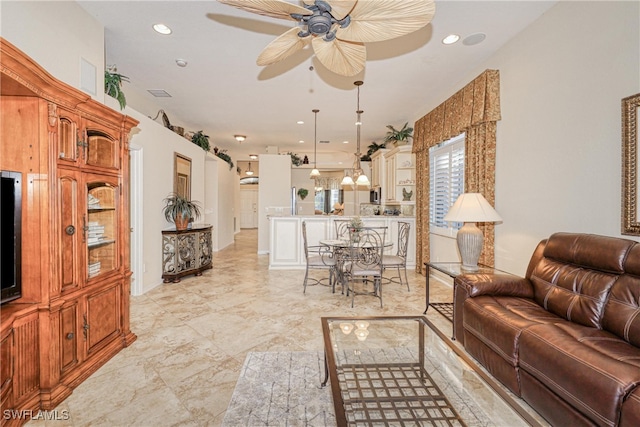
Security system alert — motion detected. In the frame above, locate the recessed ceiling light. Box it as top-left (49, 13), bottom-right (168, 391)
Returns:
top-left (297, 121), bottom-right (304, 125)
top-left (343, 140), bottom-right (349, 144)
top-left (299, 140), bottom-right (304, 143)
top-left (175, 59), bottom-right (188, 67)
top-left (463, 33), bottom-right (487, 46)
top-left (153, 23), bottom-right (172, 35)
top-left (442, 34), bottom-right (460, 45)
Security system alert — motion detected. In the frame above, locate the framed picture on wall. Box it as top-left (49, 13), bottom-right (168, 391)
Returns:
top-left (174, 153), bottom-right (192, 200)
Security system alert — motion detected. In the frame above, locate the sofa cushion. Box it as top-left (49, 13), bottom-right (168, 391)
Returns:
top-left (463, 295), bottom-right (562, 367)
top-left (520, 322), bottom-right (640, 426)
top-left (530, 259), bottom-right (618, 328)
top-left (543, 232), bottom-right (632, 273)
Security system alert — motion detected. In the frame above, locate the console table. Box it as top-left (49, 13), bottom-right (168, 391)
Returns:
top-left (162, 224), bottom-right (213, 282)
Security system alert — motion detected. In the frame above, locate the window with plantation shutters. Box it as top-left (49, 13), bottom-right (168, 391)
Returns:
top-left (429, 134), bottom-right (465, 236)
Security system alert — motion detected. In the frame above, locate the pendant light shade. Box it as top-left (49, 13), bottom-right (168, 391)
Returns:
top-left (310, 109), bottom-right (321, 178)
top-left (245, 162), bottom-right (254, 176)
top-left (341, 173), bottom-right (355, 186)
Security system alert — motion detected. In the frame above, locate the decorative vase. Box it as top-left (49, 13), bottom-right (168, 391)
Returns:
top-left (174, 214), bottom-right (190, 231)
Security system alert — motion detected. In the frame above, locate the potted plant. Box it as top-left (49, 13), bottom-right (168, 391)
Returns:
top-left (104, 66), bottom-right (128, 110)
top-left (297, 188), bottom-right (309, 200)
top-left (349, 216), bottom-right (364, 242)
top-left (162, 193), bottom-right (202, 230)
top-left (191, 130), bottom-right (211, 152)
top-left (384, 122), bottom-right (413, 147)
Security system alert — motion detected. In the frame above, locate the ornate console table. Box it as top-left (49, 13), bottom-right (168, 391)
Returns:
top-left (162, 224), bottom-right (213, 282)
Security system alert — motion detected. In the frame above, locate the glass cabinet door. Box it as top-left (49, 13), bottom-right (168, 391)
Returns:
top-left (86, 179), bottom-right (119, 280)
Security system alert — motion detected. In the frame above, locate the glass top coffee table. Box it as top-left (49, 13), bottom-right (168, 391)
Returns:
top-left (321, 316), bottom-right (544, 427)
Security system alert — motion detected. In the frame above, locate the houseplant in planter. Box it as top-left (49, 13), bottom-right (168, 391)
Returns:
top-left (384, 122), bottom-right (413, 147)
top-left (162, 193), bottom-right (202, 230)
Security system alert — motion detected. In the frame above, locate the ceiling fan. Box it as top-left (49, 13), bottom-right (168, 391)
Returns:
top-left (217, 0), bottom-right (436, 76)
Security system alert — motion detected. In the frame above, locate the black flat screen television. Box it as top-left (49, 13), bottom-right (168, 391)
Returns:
top-left (1, 170), bottom-right (22, 304)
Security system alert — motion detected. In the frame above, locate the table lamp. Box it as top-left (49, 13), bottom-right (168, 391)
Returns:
top-left (443, 193), bottom-right (502, 271)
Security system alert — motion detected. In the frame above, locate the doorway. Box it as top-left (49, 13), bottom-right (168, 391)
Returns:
top-left (239, 188), bottom-right (258, 228)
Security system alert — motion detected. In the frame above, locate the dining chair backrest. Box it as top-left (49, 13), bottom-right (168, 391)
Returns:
top-left (334, 220), bottom-right (351, 239)
top-left (302, 221), bottom-right (310, 258)
top-left (396, 221), bottom-right (411, 258)
top-left (347, 226), bottom-right (387, 272)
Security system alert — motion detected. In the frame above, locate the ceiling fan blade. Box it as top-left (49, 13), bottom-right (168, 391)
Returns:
top-left (312, 37), bottom-right (365, 76)
top-left (218, 0), bottom-right (312, 21)
top-left (325, 1), bottom-right (357, 20)
top-left (257, 27), bottom-right (311, 66)
top-left (337, 0), bottom-right (435, 43)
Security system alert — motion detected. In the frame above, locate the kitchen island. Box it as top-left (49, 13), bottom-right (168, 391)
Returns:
top-left (268, 215), bottom-right (416, 270)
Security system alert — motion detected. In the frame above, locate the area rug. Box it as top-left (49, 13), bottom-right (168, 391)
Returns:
top-left (222, 351), bottom-right (336, 427)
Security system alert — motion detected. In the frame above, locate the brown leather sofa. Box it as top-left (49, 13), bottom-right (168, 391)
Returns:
top-left (453, 232), bottom-right (640, 427)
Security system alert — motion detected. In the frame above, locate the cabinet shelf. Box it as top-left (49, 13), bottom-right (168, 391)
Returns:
top-left (88, 239), bottom-right (115, 248)
top-left (88, 207), bottom-right (115, 212)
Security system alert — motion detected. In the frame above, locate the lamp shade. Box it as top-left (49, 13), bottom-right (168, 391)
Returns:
top-left (355, 174), bottom-right (370, 187)
top-left (341, 175), bottom-right (355, 186)
top-left (444, 193), bottom-right (502, 223)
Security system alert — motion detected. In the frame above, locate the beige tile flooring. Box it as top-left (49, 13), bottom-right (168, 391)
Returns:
top-left (27, 229), bottom-right (496, 426)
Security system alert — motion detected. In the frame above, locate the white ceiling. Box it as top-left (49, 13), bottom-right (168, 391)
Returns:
top-left (78, 0), bottom-right (557, 163)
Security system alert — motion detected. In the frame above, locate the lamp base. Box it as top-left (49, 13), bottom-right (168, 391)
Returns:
top-left (457, 222), bottom-right (484, 272)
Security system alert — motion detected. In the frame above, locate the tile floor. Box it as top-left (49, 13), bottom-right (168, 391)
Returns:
top-left (25, 229), bottom-right (502, 426)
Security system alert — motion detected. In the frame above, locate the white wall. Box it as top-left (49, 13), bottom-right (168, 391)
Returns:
top-left (257, 154), bottom-right (292, 254)
top-left (110, 99), bottom-right (207, 294)
top-left (0, 1), bottom-right (104, 103)
top-left (429, 1), bottom-right (640, 275)
top-left (291, 168), bottom-right (319, 215)
top-left (205, 153), bottom-right (237, 251)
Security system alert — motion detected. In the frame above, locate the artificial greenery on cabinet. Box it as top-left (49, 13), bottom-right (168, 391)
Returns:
top-left (213, 147), bottom-right (234, 170)
top-left (104, 66), bottom-right (128, 110)
top-left (191, 130), bottom-right (211, 152)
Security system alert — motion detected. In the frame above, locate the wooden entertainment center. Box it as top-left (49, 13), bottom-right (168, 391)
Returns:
top-left (0, 38), bottom-right (138, 424)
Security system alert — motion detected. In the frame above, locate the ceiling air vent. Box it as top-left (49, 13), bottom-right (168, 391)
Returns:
top-left (319, 140), bottom-right (330, 144)
top-left (147, 89), bottom-right (172, 97)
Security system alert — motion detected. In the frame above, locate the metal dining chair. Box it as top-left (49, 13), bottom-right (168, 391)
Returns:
top-left (302, 221), bottom-right (336, 293)
top-left (334, 219), bottom-right (351, 240)
top-left (382, 221), bottom-right (411, 291)
top-left (342, 226), bottom-right (387, 307)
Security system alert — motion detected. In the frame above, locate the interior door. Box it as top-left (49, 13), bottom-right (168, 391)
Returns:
top-left (239, 189), bottom-right (258, 228)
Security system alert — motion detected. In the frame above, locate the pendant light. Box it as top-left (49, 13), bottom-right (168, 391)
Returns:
top-left (310, 109), bottom-right (321, 178)
top-left (343, 81), bottom-right (370, 187)
top-left (245, 162), bottom-right (254, 176)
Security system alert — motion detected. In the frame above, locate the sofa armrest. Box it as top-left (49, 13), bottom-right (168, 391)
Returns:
top-left (453, 274), bottom-right (533, 343)
top-left (456, 274), bottom-right (534, 298)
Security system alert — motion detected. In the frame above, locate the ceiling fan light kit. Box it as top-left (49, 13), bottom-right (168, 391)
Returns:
top-left (218, 0), bottom-right (436, 76)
